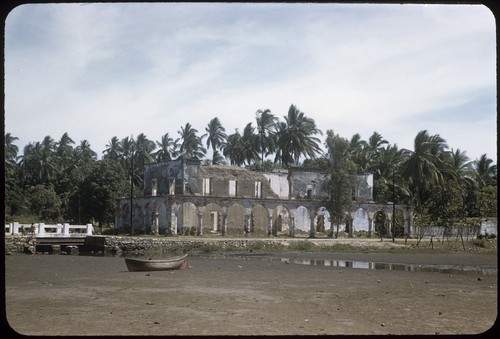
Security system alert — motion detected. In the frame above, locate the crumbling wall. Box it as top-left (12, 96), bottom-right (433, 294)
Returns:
top-left (143, 159), bottom-right (184, 196)
top-left (196, 165), bottom-right (279, 198)
top-left (289, 168), bottom-right (329, 199)
top-left (355, 173), bottom-right (373, 201)
top-left (263, 171), bottom-right (289, 199)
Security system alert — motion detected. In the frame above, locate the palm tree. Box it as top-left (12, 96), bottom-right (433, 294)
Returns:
top-left (4, 133), bottom-right (19, 176)
top-left (371, 143), bottom-right (408, 203)
top-left (119, 136), bottom-right (135, 170)
top-left (55, 132), bottom-right (75, 172)
top-left (240, 123), bottom-right (261, 166)
top-left (18, 136), bottom-right (58, 186)
top-left (367, 131), bottom-right (388, 165)
top-left (255, 109), bottom-right (278, 168)
top-left (177, 123), bottom-right (206, 160)
top-left (74, 140), bottom-right (97, 163)
top-left (222, 129), bottom-right (245, 166)
top-left (135, 133), bottom-right (156, 167)
top-left (153, 133), bottom-right (177, 163)
top-left (473, 154), bottom-right (497, 188)
top-left (400, 130), bottom-right (448, 214)
top-left (102, 136), bottom-right (122, 161)
top-left (348, 133), bottom-right (368, 171)
top-left (204, 117), bottom-right (227, 165)
top-left (274, 104), bottom-right (323, 167)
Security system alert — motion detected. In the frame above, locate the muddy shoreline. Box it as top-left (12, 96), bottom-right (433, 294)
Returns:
top-left (4, 249), bottom-right (498, 336)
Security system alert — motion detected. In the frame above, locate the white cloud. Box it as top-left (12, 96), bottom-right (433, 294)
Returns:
top-left (4, 2), bottom-right (496, 163)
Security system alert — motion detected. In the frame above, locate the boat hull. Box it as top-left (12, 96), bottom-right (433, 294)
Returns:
top-left (125, 254), bottom-right (188, 272)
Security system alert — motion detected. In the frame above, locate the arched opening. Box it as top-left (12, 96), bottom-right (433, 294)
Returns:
top-left (182, 202), bottom-right (198, 235)
top-left (394, 209), bottom-right (405, 238)
top-left (374, 210), bottom-right (388, 237)
top-left (227, 203), bottom-right (245, 236)
top-left (294, 206), bottom-right (310, 237)
top-left (272, 206), bottom-right (290, 236)
top-left (157, 202), bottom-right (167, 234)
top-left (353, 208), bottom-right (369, 235)
top-left (202, 203), bottom-right (222, 235)
top-left (250, 204), bottom-right (268, 236)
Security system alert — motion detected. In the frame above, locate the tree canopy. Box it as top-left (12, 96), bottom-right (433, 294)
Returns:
top-left (4, 105), bottom-right (496, 231)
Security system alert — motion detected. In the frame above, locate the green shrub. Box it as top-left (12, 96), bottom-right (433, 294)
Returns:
top-left (472, 238), bottom-right (486, 248)
top-left (247, 240), bottom-right (266, 251)
top-left (288, 240), bottom-right (315, 251)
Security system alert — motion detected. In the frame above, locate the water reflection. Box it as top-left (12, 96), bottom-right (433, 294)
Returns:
top-left (279, 257), bottom-right (497, 275)
top-left (197, 253), bottom-right (497, 276)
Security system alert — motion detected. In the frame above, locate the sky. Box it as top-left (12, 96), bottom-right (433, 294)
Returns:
top-left (4, 2), bottom-right (497, 163)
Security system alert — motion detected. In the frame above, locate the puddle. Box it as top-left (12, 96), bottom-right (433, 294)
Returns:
top-left (198, 253), bottom-right (497, 276)
top-left (278, 258), bottom-right (497, 275)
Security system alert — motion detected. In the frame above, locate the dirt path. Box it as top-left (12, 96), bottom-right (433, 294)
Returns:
top-left (4, 251), bottom-right (497, 336)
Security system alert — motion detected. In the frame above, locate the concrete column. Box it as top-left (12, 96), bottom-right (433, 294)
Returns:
top-left (171, 213), bottom-right (178, 235)
top-left (12, 222), bottom-right (20, 235)
top-left (244, 214), bottom-right (250, 234)
top-left (38, 223), bottom-right (45, 236)
top-left (197, 212), bottom-right (203, 236)
top-left (289, 215), bottom-right (295, 237)
top-left (86, 224), bottom-right (93, 235)
top-left (268, 212), bottom-right (273, 236)
top-left (63, 223), bottom-right (70, 236)
top-left (310, 217), bottom-right (316, 238)
top-left (368, 218), bottom-right (373, 238)
top-left (222, 214), bottom-right (228, 236)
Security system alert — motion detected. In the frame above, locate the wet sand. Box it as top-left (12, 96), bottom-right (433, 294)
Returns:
top-left (4, 251), bottom-right (498, 336)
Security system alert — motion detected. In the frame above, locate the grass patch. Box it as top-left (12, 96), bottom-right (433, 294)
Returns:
top-left (288, 240), bottom-right (316, 251)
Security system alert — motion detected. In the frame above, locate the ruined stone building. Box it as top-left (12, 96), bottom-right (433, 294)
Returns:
top-left (115, 158), bottom-right (412, 237)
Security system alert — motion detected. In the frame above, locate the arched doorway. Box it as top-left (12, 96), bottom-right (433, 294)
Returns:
top-left (374, 210), bottom-right (388, 237)
top-left (202, 203), bottom-right (222, 235)
top-left (294, 206), bottom-right (310, 236)
top-left (227, 203), bottom-right (245, 236)
top-left (272, 206), bottom-right (290, 236)
top-left (251, 204), bottom-right (268, 236)
top-left (182, 202), bottom-right (198, 235)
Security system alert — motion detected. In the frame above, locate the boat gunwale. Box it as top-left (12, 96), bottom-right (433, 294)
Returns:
top-left (124, 253), bottom-right (188, 264)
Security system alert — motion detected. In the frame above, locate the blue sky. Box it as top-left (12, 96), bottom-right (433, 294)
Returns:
top-left (4, 2), bottom-right (497, 163)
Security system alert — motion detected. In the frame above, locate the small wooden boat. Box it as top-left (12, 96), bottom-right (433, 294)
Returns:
top-left (125, 253), bottom-right (188, 272)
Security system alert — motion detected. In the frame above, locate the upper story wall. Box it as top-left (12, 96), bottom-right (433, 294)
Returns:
top-left (144, 158), bottom-right (198, 196)
top-left (143, 160), bottom-right (373, 201)
top-left (288, 168), bottom-right (329, 199)
top-left (355, 173), bottom-right (373, 202)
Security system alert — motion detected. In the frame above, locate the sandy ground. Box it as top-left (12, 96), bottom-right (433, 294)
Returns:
top-left (3, 249), bottom-right (498, 336)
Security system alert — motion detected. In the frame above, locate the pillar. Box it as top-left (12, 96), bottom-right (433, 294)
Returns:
top-left (38, 223), bottom-right (45, 236)
top-left (244, 214), bottom-right (250, 235)
top-left (289, 215), bottom-right (295, 237)
top-left (222, 213), bottom-right (228, 236)
top-left (63, 223), bottom-right (70, 236)
top-left (197, 212), bottom-right (203, 236)
top-left (268, 211), bottom-right (273, 236)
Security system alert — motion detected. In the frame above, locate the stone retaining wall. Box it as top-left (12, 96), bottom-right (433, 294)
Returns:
top-left (4, 235), bottom-right (295, 255)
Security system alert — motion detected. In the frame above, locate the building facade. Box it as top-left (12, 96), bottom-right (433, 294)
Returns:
top-left (115, 158), bottom-right (413, 237)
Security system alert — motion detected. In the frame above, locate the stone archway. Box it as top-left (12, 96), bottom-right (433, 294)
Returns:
top-left (272, 206), bottom-right (290, 236)
top-left (374, 210), bottom-right (388, 237)
top-left (314, 207), bottom-right (331, 236)
top-left (294, 206), bottom-right (311, 236)
top-left (227, 203), bottom-right (245, 236)
top-left (155, 202), bottom-right (167, 234)
top-left (202, 203), bottom-right (222, 234)
top-left (182, 202), bottom-right (198, 235)
top-left (251, 204), bottom-right (268, 236)
top-left (132, 204), bottom-right (142, 233)
top-left (352, 208), bottom-right (369, 234)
